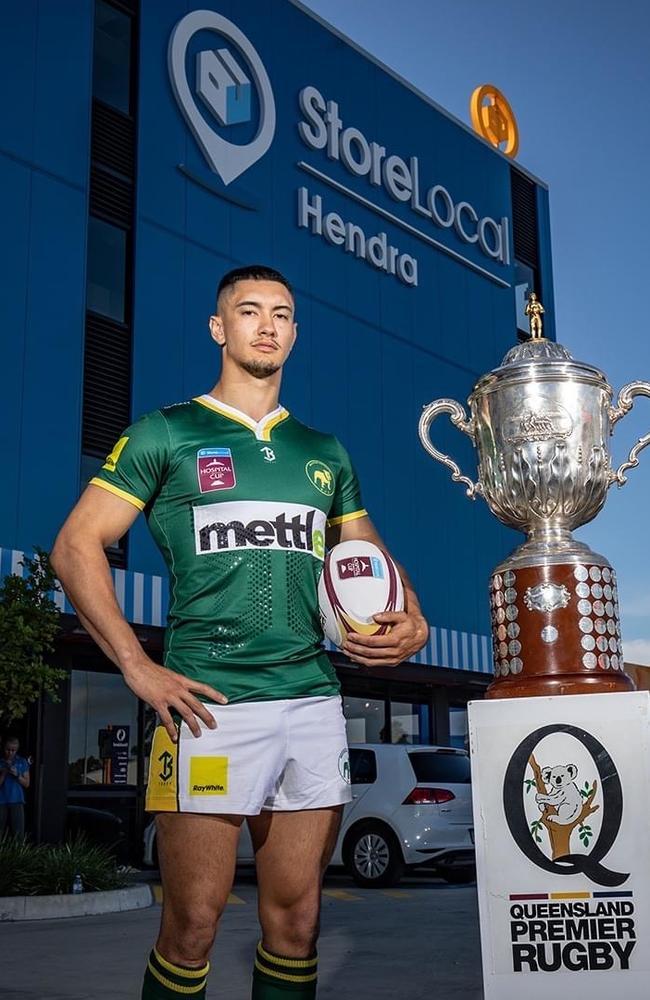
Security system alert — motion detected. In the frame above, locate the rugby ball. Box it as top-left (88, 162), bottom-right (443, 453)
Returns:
top-left (318, 540), bottom-right (404, 648)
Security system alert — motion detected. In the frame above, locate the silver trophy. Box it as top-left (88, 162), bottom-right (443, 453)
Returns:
top-left (419, 295), bottom-right (650, 697)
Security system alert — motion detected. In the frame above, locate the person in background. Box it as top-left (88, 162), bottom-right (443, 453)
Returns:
top-left (0, 736), bottom-right (30, 837)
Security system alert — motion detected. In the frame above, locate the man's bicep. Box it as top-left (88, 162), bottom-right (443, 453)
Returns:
top-left (56, 483), bottom-right (142, 550)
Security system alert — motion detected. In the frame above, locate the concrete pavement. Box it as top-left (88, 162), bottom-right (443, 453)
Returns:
top-left (1, 872), bottom-right (483, 999)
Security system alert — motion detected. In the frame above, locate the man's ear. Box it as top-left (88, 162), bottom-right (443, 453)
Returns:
top-left (209, 314), bottom-right (225, 346)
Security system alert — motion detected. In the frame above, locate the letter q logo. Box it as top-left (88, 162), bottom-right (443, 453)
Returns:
top-left (168, 11), bottom-right (276, 185)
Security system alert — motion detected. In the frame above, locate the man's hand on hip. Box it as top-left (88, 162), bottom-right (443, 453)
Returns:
top-left (123, 659), bottom-right (228, 740)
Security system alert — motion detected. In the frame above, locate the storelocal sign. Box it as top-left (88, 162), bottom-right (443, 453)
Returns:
top-left (167, 9), bottom-right (511, 290)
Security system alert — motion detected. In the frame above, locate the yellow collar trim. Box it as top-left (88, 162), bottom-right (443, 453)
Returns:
top-left (194, 396), bottom-right (289, 441)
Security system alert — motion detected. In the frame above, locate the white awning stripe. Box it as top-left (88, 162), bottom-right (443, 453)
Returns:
top-left (0, 548), bottom-right (493, 672)
top-left (0, 548), bottom-right (168, 629)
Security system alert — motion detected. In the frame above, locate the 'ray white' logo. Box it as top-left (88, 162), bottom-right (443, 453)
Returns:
top-left (168, 11), bottom-right (275, 184)
top-left (193, 501), bottom-right (326, 559)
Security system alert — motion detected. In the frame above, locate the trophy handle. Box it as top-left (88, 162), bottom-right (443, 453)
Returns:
top-left (418, 399), bottom-right (483, 499)
top-left (608, 381), bottom-right (650, 486)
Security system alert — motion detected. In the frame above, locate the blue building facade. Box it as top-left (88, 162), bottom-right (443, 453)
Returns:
top-left (1, 0), bottom-right (553, 845)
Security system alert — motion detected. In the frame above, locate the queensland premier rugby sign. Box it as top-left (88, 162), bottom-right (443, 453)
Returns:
top-left (469, 692), bottom-right (650, 999)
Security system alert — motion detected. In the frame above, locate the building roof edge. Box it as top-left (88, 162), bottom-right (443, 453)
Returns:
top-left (290, 0), bottom-right (549, 191)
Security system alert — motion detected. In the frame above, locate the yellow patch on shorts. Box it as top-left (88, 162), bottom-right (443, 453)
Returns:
top-left (189, 756), bottom-right (228, 795)
top-left (146, 726), bottom-right (179, 812)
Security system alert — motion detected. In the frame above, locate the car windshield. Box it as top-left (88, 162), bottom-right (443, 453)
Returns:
top-left (408, 751), bottom-right (471, 784)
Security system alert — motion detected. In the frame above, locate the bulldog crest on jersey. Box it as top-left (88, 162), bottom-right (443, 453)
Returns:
top-left (197, 448), bottom-right (236, 493)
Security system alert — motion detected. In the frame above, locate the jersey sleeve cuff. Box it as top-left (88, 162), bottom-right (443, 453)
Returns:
top-left (327, 508), bottom-right (368, 527)
top-left (90, 478), bottom-right (146, 511)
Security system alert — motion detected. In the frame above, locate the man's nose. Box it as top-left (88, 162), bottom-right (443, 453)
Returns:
top-left (258, 316), bottom-right (277, 337)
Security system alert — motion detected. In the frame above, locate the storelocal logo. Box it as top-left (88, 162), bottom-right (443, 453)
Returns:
top-left (167, 12), bottom-right (510, 291)
top-left (193, 500), bottom-right (326, 558)
top-left (168, 11), bottom-right (275, 185)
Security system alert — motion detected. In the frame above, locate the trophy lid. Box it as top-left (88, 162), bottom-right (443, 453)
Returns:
top-left (500, 337), bottom-right (574, 366)
top-left (479, 292), bottom-right (608, 388)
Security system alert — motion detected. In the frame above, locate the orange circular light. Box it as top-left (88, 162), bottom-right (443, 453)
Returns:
top-left (470, 85), bottom-right (519, 158)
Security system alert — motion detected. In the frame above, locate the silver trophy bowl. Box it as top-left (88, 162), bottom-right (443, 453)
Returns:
top-left (419, 332), bottom-right (650, 568)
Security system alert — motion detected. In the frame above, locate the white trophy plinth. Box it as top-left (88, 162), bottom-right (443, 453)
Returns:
top-left (469, 691), bottom-right (650, 999)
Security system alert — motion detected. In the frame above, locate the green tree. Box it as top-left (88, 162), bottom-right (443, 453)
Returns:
top-left (0, 548), bottom-right (66, 725)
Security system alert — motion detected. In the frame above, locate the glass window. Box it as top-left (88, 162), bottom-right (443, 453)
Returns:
top-left (80, 453), bottom-right (102, 491)
top-left (86, 217), bottom-right (127, 322)
top-left (343, 696), bottom-right (385, 744)
top-left (449, 706), bottom-right (469, 751)
top-left (390, 701), bottom-right (427, 744)
top-left (515, 260), bottom-right (537, 334)
top-left (142, 703), bottom-right (157, 789)
top-left (69, 671), bottom-right (138, 786)
top-left (408, 750), bottom-right (471, 784)
top-left (349, 749), bottom-right (377, 785)
top-left (93, 0), bottom-right (132, 114)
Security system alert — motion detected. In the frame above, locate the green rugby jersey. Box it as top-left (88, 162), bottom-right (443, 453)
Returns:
top-left (91, 395), bottom-right (367, 703)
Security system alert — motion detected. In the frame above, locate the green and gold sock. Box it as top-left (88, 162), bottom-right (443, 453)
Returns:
top-left (252, 941), bottom-right (318, 998)
top-left (142, 947), bottom-right (209, 998)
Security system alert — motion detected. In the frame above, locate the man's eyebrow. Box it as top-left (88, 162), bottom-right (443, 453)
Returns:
top-left (235, 299), bottom-right (293, 311)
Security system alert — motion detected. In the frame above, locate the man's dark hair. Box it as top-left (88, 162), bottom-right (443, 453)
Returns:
top-left (216, 265), bottom-right (293, 309)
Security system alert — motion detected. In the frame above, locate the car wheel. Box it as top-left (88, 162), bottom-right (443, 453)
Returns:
top-left (441, 865), bottom-right (476, 885)
top-left (344, 822), bottom-right (405, 888)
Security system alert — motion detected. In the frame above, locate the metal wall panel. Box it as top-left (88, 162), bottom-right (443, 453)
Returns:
top-left (17, 174), bottom-right (87, 550)
top-left (0, 3), bottom-right (93, 552)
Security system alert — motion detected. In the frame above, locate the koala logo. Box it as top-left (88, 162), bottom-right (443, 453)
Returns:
top-left (535, 764), bottom-right (582, 825)
top-left (503, 723), bottom-right (629, 887)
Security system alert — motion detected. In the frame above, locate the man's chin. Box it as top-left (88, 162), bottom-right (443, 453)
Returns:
top-left (241, 359), bottom-right (281, 379)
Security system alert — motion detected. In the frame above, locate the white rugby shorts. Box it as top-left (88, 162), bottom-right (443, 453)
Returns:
top-left (145, 694), bottom-right (352, 814)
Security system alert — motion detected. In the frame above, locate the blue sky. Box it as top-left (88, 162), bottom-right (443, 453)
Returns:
top-left (304, 0), bottom-right (650, 664)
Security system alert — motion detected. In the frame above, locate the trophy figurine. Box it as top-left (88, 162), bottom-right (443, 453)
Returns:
top-left (419, 297), bottom-right (650, 698)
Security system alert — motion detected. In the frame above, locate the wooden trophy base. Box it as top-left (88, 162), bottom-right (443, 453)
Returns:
top-left (485, 559), bottom-right (635, 699)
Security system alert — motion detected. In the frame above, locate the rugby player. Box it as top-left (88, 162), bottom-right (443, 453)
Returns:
top-left (51, 265), bottom-right (428, 999)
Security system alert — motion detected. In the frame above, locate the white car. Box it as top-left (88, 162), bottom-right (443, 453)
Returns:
top-left (143, 743), bottom-right (474, 888)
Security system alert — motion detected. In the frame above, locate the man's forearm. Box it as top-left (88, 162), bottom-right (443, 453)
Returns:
top-left (395, 561), bottom-right (426, 618)
top-left (51, 538), bottom-right (150, 678)
top-left (393, 561), bottom-right (428, 654)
